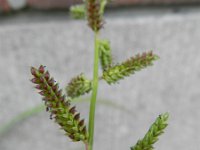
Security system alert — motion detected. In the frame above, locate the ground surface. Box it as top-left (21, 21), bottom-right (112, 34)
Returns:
top-left (0, 6), bottom-right (200, 150)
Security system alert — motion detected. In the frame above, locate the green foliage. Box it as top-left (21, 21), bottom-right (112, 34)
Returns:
top-left (131, 113), bottom-right (169, 150)
top-left (70, 4), bottom-right (86, 19)
top-left (31, 65), bottom-right (88, 142)
top-left (98, 39), bottom-right (112, 71)
top-left (66, 74), bottom-right (92, 98)
top-left (102, 51), bottom-right (159, 84)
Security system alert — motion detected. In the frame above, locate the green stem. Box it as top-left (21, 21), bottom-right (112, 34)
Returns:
top-left (88, 31), bottom-right (99, 150)
top-left (0, 105), bottom-right (45, 136)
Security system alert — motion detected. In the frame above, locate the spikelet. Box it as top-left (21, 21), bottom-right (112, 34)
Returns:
top-left (87, 1), bottom-right (103, 32)
top-left (131, 113), bottom-right (169, 150)
top-left (98, 39), bottom-right (112, 71)
top-left (70, 4), bottom-right (86, 19)
top-left (66, 74), bottom-right (92, 98)
top-left (102, 51), bottom-right (159, 84)
top-left (31, 65), bottom-right (88, 142)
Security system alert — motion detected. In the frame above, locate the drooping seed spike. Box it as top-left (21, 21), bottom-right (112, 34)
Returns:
top-left (30, 65), bottom-right (88, 143)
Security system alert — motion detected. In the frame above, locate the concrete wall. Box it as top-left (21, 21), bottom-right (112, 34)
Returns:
top-left (1, 0), bottom-right (200, 12)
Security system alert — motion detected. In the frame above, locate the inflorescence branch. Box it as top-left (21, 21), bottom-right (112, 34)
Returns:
top-left (31, 65), bottom-right (88, 143)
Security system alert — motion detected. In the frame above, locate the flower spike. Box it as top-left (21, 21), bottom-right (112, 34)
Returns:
top-left (102, 51), bottom-right (159, 84)
top-left (131, 113), bottom-right (169, 150)
top-left (66, 74), bottom-right (92, 98)
top-left (87, 1), bottom-right (103, 32)
top-left (98, 39), bottom-right (112, 71)
top-left (30, 65), bottom-right (88, 142)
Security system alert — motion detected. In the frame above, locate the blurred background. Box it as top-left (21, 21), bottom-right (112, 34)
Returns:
top-left (0, 0), bottom-right (200, 150)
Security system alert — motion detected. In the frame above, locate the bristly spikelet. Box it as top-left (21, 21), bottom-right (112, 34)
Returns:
top-left (131, 113), bottom-right (169, 150)
top-left (70, 4), bottom-right (86, 19)
top-left (98, 39), bottom-right (112, 71)
top-left (87, 1), bottom-right (103, 32)
top-left (66, 74), bottom-right (92, 98)
top-left (102, 51), bottom-right (159, 84)
top-left (31, 65), bottom-right (88, 142)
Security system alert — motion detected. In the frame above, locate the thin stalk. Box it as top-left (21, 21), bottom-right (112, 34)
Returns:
top-left (0, 105), bottom-right (45, 136)
top-left (88, 31), bottom-right (99, 150)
